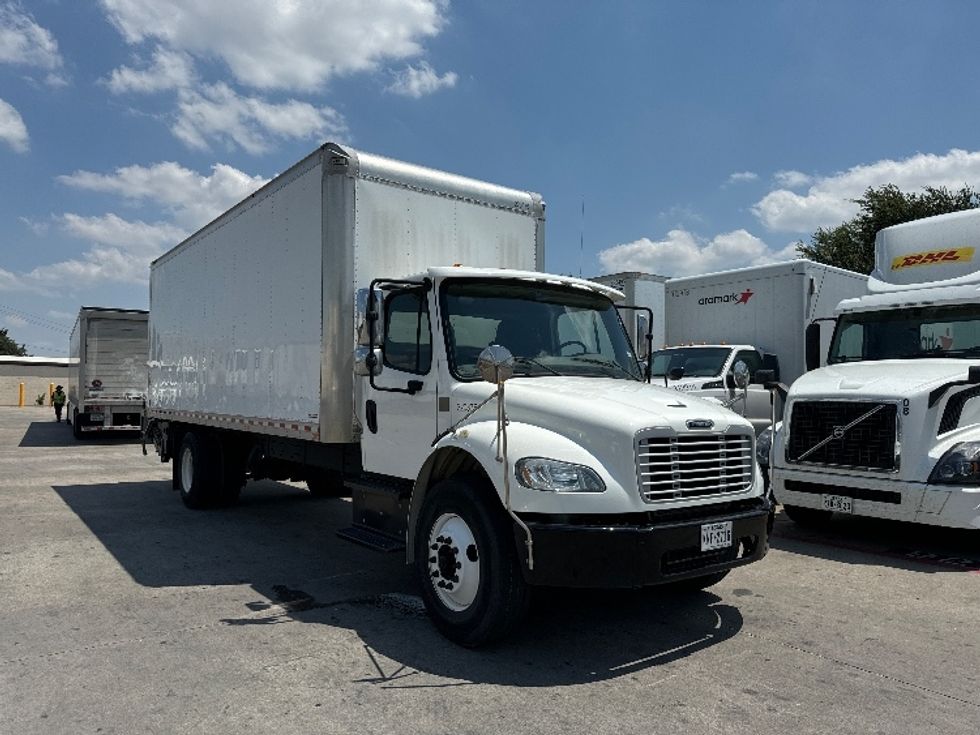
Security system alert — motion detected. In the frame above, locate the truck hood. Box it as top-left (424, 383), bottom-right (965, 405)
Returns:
top-left (791, 359), bottom-right (974, 399)
top-left (452, 377), bottom-right (750, 437)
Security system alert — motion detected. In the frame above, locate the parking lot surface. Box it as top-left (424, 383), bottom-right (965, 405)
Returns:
top-left (1, 405), bottom-right (978, 734)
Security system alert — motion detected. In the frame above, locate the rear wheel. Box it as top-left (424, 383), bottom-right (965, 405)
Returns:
top-left (415, 477), bottom-right (529, 647)
top-left (71, 409), bottom-right (82, 440)
top-left (178, 432), bottom-right (220, 509)
top-left (782, 504), bottom-right (833, 527)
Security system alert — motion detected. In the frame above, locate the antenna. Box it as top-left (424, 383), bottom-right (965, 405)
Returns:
top-left (579, 196), bottom-right (585, 277)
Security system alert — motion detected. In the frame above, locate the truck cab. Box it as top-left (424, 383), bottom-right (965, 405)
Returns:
top-left (771, 209), bottom-right (980, 531)
top-left (354, 267), bottom-right (771, 643)
top-left (650, 344), bottom-right (778, 434)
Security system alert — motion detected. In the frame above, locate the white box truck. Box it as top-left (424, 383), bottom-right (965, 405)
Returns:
top-left (601, 262), bottom-right (867, 434)
top-left (771, 210), bottom-right (980, 532)
top-left (143, 143), bottom-right (771, 645)
top-left (67, 307), bottom-right (148, 438)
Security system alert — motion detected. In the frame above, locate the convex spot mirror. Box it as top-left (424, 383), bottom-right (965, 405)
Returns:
top-left (732, 360), bottom-right (750, 389)
top-left (478, 345), bottom-right (515, 384)
top-left (354, 346), bottom-right (383, 377)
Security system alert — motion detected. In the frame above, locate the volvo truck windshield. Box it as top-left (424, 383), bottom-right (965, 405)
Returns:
top-left (828, 304), bottom-right (980, 363)
top-left (441, 279), bottom-right (642, 380)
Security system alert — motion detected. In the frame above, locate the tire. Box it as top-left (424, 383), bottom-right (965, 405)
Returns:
top-left (664, 570), bottom-right (730, 593)
top-left (177, 432), bottom-right (221, 509)
top-left (71, 409), bottom-right (82, 440)
top-left (306, 470), bottom-right (347, 498)
top-left (415, 477), bottom-right (529, 647)
top-left (782, 504), bottom-right (833, 527)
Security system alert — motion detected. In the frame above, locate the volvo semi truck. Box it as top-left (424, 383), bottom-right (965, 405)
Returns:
top-left (67, 307), bottom-right (148, 438)
top-left (143, 143), bottom-right (770, 645)
top-left (771, 209), bottom-right (980, 531)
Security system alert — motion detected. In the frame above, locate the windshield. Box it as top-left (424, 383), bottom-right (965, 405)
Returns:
top-left (650, 347), bottom-right (731, 378)
top-left (829, 304), bottom-right (980, 363)
top-left (441, 279), bottom-right (642, 380)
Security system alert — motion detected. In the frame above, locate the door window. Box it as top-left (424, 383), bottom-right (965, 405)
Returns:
top-left (383, 290), bottom-right (431, 374)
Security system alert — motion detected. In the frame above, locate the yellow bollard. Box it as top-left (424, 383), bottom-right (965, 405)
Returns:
top-left (18, 382), bottom-right (25, 407)
top-left (49, 383), bottom-right (54, 405)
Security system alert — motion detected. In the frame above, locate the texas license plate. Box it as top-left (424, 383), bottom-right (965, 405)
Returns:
top-left (88, 413), bottom-right (104, 422)
top-left (821, 494), bottom-right (853, 513)
top-left (700, 521), bottom-right (732, 551)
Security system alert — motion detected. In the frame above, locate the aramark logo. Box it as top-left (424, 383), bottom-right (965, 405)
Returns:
top-left (698, 289), bottom-right (754, 306)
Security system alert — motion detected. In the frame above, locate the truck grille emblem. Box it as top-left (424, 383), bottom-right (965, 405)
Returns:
top-left (686, 419), bottom-right (714, 430)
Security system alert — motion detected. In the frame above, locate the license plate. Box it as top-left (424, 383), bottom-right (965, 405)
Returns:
top-left (700, 521), bottom-right (733, 551)
top-left (821, 494), bottom-right (853, 513)
top-left (88, 413), bottom-right (104, 422)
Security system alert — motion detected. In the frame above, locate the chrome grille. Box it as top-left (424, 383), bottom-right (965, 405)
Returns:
top-left (636, 433), bottom-right (754, 503)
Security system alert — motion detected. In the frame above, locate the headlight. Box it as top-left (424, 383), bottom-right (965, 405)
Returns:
top-left (929, 442), bottom-right (980, 484)
top-left (515, 457), bottom-right (605, 492)
top-left (701, 380), bottom-right (723, 389)
top-left (756, 427), bottom-right (773, 468)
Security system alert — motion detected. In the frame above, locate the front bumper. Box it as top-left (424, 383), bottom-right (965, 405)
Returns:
top-left (773, 466), bottom-right (980, 530)
top-left (515, 497), bottom-right (771, 588)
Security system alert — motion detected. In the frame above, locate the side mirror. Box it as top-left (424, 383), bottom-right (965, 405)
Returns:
top-left (970, 366), bottom-right (980, 384)
top-left (755, 369), bottom-right (776, 387)
top-left (805, 321), bottom-right (821, 372)
top-left (355, 288), bottom-right (384, 348)
top-left (478, 345), bottom-right (514, 384)
top-left (354, 346), bottom-right (384, 377)
top-left (762, 352), bottom-right (780, 382)
top-left (635, 313), bottom-right (650, 359)
top-left (668, 366), bottom-right (685, 381)
top-left (733, 360), bottom-right (750, 389)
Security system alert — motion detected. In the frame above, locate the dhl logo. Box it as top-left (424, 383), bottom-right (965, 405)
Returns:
top-left (891, 247), bottom-right (975, 270)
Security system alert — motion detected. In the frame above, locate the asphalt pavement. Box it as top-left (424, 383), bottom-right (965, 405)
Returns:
top-left (1, 405), bottom-right (977, 734)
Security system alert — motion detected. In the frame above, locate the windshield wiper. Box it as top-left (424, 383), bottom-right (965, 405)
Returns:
top-left (511, 356), bottom-right (563, 376)
top-left (569, 356), bottom-right (641, 380)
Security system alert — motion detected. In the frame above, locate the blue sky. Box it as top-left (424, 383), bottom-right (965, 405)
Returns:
top-left (3, 0), bottom-right (980, 355)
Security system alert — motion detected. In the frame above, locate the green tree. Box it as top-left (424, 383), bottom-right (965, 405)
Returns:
top-left (797, 184), bottom-right (980, 274)
top-left (0, 327), bottom-right (28, 356)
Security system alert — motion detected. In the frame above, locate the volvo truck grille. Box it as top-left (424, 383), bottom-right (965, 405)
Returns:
top-left (636, 433), bottom-right (754, 502)
top-left (787, 401), bottom-right (897, 471)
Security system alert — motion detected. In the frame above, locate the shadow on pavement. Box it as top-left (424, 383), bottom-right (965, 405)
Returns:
top-left (19, 420), bottom-right (139, 448)
top-left (768, 510), bottom-right (980, 573)
top-left (53, 478), bottom-right (744, 687)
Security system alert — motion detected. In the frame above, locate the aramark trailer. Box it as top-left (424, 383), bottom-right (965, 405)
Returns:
top-left (144, 142), bottom-right (770, 645)
top-left (772, 209), bottom-right (980, 531)
top-left (68, 307), bottom-right (148, 438)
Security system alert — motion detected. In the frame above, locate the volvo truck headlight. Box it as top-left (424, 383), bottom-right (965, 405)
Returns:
top-left (929, 442), bottom-right (980, 484)
top-left (515, 457), bottom-right (606, 492)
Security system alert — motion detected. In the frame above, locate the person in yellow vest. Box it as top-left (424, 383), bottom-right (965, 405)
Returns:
top-left (52, 385), bottom-right (66, 422)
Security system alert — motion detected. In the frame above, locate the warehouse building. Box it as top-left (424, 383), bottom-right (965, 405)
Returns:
top-left (0, 356), bottom-right (72, 407)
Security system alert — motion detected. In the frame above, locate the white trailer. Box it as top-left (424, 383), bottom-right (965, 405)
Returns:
top-left (591, 272), bottom-right (667, 353)
top-left (144, 143), bottom-right (770, 645)
top-left (772, 209), bottom-right (980, 532)
top-left (68, 307), bottom-right (148, 438)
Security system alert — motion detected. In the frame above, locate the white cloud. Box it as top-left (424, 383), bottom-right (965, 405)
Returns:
top-left (3, 314), bottom-right (27, 328)
top-left (47, 310), bottom-right (75, 321)
top-left (773, 170), bottom-right (812, 189)
top-left (106, 46), bottom-right (195, 93)
top-left (58, 160), bottom-right (268, 229)
top-left (386, 61), bottom-right (457, 98)
top-left (0, 97), bottom-right (28, 152)
top-left (598, 228), bottom-right (798, 278)
top-left (101, 0), bottom-right (448, 92)
top-left (726, 171), bottom-right (758, 185)
top-left (754, 149), bottom-right (980, 233)
top-left (0, 2), bottom-right (67, 85)
top-left (171, 83), bottom-right (347, 154)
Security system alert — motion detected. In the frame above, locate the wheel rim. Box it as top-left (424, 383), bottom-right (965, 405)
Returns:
top-left (180, 445), bottom-right (194, 492)
top-left (426, 513), bottom-right (480, 612)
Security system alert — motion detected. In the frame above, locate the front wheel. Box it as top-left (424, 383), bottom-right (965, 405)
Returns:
top-left (415, 477), bottom-right (529, 647)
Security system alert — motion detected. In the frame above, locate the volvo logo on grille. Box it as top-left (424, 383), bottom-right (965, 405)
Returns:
top-left (686, 419), bottom-right (714, 430)
top-left (832, 425), bottom-right (846, 439)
